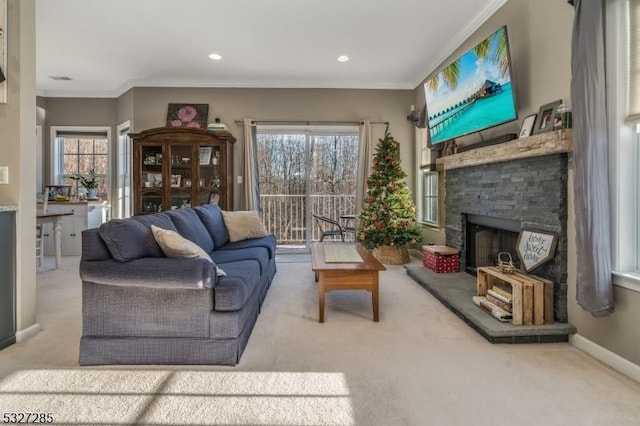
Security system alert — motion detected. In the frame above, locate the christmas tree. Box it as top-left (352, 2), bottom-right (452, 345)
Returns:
top-left (358, 125), bottom-right (421, 249)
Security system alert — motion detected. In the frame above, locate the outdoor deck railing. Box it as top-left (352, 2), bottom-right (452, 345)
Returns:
top-left (259, 194), bottom-right (356, 246)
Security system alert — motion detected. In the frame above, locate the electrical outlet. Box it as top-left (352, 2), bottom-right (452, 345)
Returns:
top-left (0, 166), bottom-right (8, 184)
top-left (237, 176), bottom-right (243, 184)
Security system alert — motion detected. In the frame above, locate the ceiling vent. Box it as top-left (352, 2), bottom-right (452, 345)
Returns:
top-left (47, 75), bottom-right (72, 81)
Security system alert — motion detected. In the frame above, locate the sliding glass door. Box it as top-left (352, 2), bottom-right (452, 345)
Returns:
top-left (256, 127), bottom-right (358, 250)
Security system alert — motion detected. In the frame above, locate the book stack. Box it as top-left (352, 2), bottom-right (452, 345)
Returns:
top-left (207, 118), bottom-right (227, 131)
top-left (472, 285), bottom-right (513, 322)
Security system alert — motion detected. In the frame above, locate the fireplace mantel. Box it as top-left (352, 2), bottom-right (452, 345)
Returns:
top-left (436, 130), bottom-right (572, 171)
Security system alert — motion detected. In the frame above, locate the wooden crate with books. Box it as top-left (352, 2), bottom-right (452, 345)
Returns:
top-left (475, 266), bottom-right (549, 326)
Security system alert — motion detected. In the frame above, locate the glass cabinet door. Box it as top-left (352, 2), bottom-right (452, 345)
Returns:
top-left (140, 144), bottom-right (163, 213)
top-left (197, 145), bottom-right (223, 207)
top-left (169, 144), bottom-right (193, 209)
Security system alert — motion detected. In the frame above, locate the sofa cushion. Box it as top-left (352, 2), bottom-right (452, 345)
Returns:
top-left (221, 210), bottom-right (268, 243)
top-left (164, 208), bottom-right (214, 253)
top-left (194, 204), bottom-right (229, 248)
top-left (217, 235), bottom-right (277, 259)
top-left (82, 228), bottom-right (113, 261)
top-left (210, 246), bottom-right (270, 275)
top-left (133, 212), bottom-right (178, 231)
top-left (99, 218), bottom-right (167, 262)
top-left (212, 259), bottom-right (261, 311)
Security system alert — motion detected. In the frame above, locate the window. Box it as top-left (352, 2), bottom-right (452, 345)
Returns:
top-left (420, 170), bottom-right (439, 225)
top-left (416, 128), bottom-right (439, 226)
top-left (607, 0), bottom-right (640, 290)
top-left (51, 127), bottom-right (110, 199)
top-left (116, 121), bottom-right (132, 218)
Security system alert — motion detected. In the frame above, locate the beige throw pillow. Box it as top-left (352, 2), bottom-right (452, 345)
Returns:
top-left (150, 225), bottom-right (226, 277)
top-left (221, 210), bottom-right (269, 242)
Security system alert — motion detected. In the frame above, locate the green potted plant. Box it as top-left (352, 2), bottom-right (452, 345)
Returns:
top-left (69, 169), bottom-right (100, 200)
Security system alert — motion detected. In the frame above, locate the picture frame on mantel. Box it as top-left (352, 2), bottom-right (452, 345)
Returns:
top-left (519, 114), bottom-right (537, 138)
top-left (0, 0), bottom-right (7, 104)
top-left (533, 100), bottom-right (562, 135)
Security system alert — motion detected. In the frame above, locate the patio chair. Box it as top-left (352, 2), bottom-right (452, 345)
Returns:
top-left (340, 214), bottom-right (357, 234)
top-left (312, 214), bottom-right (347, 242)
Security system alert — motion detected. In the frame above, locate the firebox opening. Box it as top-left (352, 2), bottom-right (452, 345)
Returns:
top-left (465, 214), bottom-right (520, 275)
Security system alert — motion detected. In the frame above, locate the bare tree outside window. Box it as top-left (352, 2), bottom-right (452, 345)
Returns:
top-left (61, 137), bottom-right (109, 198)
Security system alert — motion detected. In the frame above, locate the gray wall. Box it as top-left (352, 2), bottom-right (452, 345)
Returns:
top-left (39, 87), bottom-right (415, 211)
top-left (131, 87), bottom-right (414, 210)
top-left (414, 0), bottom-right (640, 367)
top-left (38, 97), bottom-right (118, 198)
top-left (117, 88), bottom-right (134, 126)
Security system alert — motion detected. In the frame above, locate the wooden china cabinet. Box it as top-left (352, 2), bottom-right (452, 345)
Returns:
top-left (130, 127), bottom-right (236, 215)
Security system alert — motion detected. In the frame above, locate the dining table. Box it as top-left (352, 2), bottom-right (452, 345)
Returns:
top-left (36, 212), bottom-right (73, 268)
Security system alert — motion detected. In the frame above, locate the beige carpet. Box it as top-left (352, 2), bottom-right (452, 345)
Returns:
top-left (1, 255), bottom-right (640, 425)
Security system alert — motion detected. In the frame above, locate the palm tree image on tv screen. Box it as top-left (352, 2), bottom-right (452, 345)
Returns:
top-left (425, 26), bottom-right (517, 145)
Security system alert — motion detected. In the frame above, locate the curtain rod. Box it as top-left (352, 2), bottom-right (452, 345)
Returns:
top-left (233, 120), bottom-right (388, 126)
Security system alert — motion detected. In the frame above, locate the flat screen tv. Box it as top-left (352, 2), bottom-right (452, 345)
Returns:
top-left (424, 26), bottom-right (517, 147)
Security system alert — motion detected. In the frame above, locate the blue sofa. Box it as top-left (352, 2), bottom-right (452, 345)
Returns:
top-left (78, 204), bottom-right (277, 365)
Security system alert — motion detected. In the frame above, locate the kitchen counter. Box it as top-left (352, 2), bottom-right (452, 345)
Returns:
top-left (37, 200), bottom-right (108, 206)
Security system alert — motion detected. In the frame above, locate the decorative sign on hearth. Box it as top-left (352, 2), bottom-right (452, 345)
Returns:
top-left (516, 229), bottom-right (558, 272)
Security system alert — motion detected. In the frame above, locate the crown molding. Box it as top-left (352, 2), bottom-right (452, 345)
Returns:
top-left (36, 78), bottom-right (415, 99)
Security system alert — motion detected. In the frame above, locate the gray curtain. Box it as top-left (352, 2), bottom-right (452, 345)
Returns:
top-left (242, 118), bottom-right (260, 212)
top-left (571, 0), bottom-right (614, 316)
top-left (356, 120), bottom-right (372, 216)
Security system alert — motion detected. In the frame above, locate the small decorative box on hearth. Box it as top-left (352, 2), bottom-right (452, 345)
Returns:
top-left (422, 245), bottom-right (460, 273)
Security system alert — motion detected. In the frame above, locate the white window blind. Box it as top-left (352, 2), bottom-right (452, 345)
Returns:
top-left (628, 0), bottom-right (640, 122)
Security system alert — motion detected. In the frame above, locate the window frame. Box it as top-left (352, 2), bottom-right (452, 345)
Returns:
top-left (419, 169), bottom-right (439, 226)
top-left (50, 126), bottom-right (111, 200)
top-left (415, 127), bottom-right (440, 227)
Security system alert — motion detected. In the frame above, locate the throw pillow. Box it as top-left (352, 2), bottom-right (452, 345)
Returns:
top-left (99, 219), bottom-right (165, 262)
top-left (221, 210), bottom-right (269, 243)
top-left (150, 225), bottom-right (226, 277)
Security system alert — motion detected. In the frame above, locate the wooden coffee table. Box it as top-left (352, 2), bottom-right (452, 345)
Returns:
top-left (311, 242), bottom-right (386, 323)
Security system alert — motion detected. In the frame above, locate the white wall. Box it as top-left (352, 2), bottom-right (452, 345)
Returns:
top-left (0, 0), bottom-right (37, 339)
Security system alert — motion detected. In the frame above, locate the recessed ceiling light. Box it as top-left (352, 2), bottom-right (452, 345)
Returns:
top-left (208, 53), bottom-right (222, 61)
top-left (337, 55), bottom-right (350, 63)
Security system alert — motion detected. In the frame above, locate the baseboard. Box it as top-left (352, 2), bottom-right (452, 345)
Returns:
top-left (15, 323), bottom-right (42, 342)
top-left (570, 334), bottom-right (640, 384)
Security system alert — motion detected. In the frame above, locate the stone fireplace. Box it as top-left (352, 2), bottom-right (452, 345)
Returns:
top-left (438, 131), bottom-right (571, 322)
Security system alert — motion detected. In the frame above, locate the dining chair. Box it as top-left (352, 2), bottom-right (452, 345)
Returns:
top-left (36, 224), bottom-right (44, 267)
